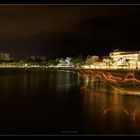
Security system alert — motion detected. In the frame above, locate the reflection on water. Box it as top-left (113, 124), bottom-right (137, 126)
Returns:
top-left (77, 72), bottom-right (140, 134)
top-left (77, 70), bottom-right (140, 95)
top-left (0, 69), bottom-right (140, 134)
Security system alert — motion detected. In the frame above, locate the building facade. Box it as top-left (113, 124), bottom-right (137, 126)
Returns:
top-left (85, 55), bottom-right (99, 65)
top-left (109, 50), bottom-right (140, 69)
top-left (57, 57), bottom-right (74, 68)
top-left (0, 52), bottom-right (10, 61)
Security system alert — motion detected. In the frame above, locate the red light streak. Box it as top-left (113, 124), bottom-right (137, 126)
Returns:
top-left (77, 70), bottom-right (140, 125)
top-left (102, 107), bottom-right (113, 115)
top-left (77, 70), bottom-right (140, 87)
top-left (102, 106), bottom-right (140, 124)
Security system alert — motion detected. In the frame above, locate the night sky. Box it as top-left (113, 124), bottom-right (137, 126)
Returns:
top-left (0, 5), bottom-right (140, 58)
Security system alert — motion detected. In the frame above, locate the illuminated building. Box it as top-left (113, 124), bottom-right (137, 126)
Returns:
top-left (0, 52), bottom-right (10, 61)
top-left (57, 57), bottom-right (74, 68)
top-left (86, 55), bottom-right (99, 65)
top-left (83, 61), bottom-right (107, 69)
top-left (109, 50), bottom-right (140, 69)
top-left (83, 50), bottom-right (140, 69)
top-left (30, 56), bottom-right (46, 61)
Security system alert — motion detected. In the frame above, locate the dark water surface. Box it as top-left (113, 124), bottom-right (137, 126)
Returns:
top-left (0, 69), bottom-right (140, 135)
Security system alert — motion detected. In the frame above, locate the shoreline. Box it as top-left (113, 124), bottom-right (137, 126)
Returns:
top-left (0, 67), bottom-right (139, 73)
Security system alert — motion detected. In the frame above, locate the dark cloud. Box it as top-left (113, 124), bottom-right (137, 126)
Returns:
top-left (0, 5), bottom-right (140, 57)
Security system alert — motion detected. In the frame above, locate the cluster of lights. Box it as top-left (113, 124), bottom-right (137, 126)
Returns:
top-left (82, 51), bottom-right (140, 70)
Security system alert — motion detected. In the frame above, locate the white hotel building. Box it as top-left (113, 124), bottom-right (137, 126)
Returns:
top-left (109, 50), bottom-right (140, 69)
